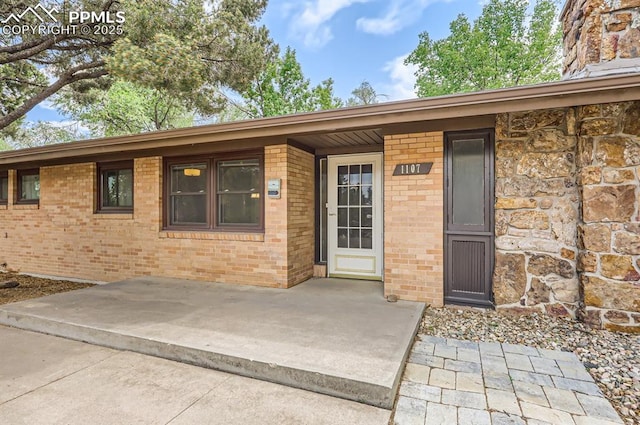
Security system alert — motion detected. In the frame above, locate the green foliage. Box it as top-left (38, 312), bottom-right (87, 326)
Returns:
top-left (1, 121), bottom-right (82, 149)
top-left (0, 0), bottom-right (275, 129)
top-left (346, 81), bottom-right (385, 106)
top-left (56, 80), bottom-right (194, 137)
top-left (237, 47), bottom-right (343, 118)
top-left (406, 0), bottom-right (561, 97)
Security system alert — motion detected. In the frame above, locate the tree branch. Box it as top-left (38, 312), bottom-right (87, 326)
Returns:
top-left (0, 61), bottom-right (107, 130)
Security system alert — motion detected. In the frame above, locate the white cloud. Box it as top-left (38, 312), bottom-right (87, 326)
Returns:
top-left (288, 0), bottom-right (370, 48)
top-left (381, 54), bottom-right (418, 100)
top-left (356, 0), bottom-right (450, 35)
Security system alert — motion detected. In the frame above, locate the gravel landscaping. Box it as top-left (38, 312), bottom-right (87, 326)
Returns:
top-left (420, 306), bottom-right (640, 424)
top-left (0, 273), bottom-right (94, 305)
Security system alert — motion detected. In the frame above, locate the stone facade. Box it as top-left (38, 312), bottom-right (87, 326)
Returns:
top-left (494, 102), bottom-right (640, 333)
top-left (384, 132), bottom-right (444, 306)
top-left (562, 0), bottom-right (640, 78)
top-left (0, 145), bottom-right (315, 288)
top-left (576, 102), bottom-right (640, 332)
top-left (494, 109), bottom-right (581, 317)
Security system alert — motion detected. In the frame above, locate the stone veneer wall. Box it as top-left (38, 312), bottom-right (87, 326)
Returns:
top-left (562, 0), bottom-right (640, 78)
top-left (494, 102), bottom-right (640, 332)
top-left (577, 102), bottom-right (640, 331)
top-left (494, 109), bottom-right (581, 317)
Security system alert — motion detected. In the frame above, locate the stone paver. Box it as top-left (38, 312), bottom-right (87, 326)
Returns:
top-left (396, 337), bottom-right (622, 425)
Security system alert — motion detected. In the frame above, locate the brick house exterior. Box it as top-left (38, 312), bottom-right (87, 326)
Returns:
top-left (0, 0), bottom-right (639, 331)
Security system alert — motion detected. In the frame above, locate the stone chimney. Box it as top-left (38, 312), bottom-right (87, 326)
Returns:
top-left (561, 0), bottom-right (640, 79)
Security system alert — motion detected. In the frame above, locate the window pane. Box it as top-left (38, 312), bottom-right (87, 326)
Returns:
top-left (452, 139), bottom-right (485, 225)
top-left (337, 207), bottom-right (347, 227)
top-left (171, 164), bottom-right (207, 193)
top-left (349, 165), bottom-right (361, 185)
top-left (361, 207), bottom-right (372, 228)
top-left (102, 169), bottom-right (133, 208)
top-left (349, 186), bottom-right (360, 205)
top-left (349, 207), bottom-right (360, 227)
top-left (0, 176), bottom-right (7, 200)
top-left (338, 228), bottom-right (348, 248)
top-left (361, 229), bottom-right (372, 249)
top-left (21, 174), bottom-right (39, 200)
top-left (361, 164), bottom-right (373, 184)
top-left (349, 229), bottom-right (360, 248)
top-left (218, 160), bottom-right (260, 192)
top-left (171, 194), bottom-right (207, 224)
top-left (338, 166), bottom-right (348, 185)
top-left (361, 185), bottom-right (373, 206)
top-left (218, 193), bottom-right (260, 225)
top-left (338, 187), bottom-right (348, 206)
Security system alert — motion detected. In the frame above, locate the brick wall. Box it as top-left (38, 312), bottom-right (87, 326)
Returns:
top-left (0, 145), bottom-right (314, 288)
top-left (285, 146), bottom-right (315, 287)
top-left (384, 132), bottom-right (444, 306)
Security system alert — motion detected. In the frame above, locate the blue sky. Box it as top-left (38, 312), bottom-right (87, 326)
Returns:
top-left (27, 0), bottom-right (484, 125)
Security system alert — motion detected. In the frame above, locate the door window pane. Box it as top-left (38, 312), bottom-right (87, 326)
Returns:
top-left (338, 187), bottom-right (348, 206)
top-left (338, 166), bottom-right (348, 185)
top-left (338, 228), bottom-right (348, 248)
top-left (338, 208), bottom-right (347, 227)
top-left (349, 229), bottom-right (360, 248)
top-left (452, 139), bottom-right (485, 225)
top-left (334, 162), bottom-right (375, 251)
top-left (349, 165), bottom-right (361, 185)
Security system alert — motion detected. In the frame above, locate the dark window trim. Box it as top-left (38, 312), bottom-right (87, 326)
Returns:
top-left (163, 150), bottom-right (264, 232)
top-left (0, 171), bottom-right (8, 205)
top-left (314, 155), bottom-right (327, 264)
top-left (96, 160), bottom-right (134, 214)
top-left (16, 168), bottom-right (40, 205)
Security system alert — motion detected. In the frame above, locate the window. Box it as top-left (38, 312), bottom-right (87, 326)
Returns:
top-left (97, 162), bottom-right (133, 212)
top-left (0, 172), bottom-right (7, 205)
top-left (165, 153), bottom-right (263, 231)
top-left (17, 169), bottom-right (39, 204)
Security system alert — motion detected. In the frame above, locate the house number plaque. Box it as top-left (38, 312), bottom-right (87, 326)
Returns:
top-left (393, 162), bottom-right (433, 176)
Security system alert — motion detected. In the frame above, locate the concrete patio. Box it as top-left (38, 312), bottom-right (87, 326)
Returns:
top-left (0, 276), bottom-right (424, 409)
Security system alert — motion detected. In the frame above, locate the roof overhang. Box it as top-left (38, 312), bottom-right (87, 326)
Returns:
top-left (1, 73), bottom-right (640, 169)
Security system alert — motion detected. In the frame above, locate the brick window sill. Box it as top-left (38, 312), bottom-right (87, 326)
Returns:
top-left (93, 213), bottom-right (134, 220)
top-left (12, 204), bottom-right (39, 210)
top-left (158, 231), bottom-right (264, 242)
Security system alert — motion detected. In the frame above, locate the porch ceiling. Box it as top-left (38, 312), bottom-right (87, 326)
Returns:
top-left (289, 128), bottom-right (383, 149)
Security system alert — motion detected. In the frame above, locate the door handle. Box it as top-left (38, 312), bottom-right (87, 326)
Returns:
top-left (328, 213), bottom-right (336, 216)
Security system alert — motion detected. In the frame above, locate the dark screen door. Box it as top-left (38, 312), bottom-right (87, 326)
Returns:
top-left (444, 130), bottom-right (494, 306)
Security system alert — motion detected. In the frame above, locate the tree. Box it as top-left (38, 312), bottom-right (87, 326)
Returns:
top-left (0, 0), bottom-right (275, 130)
top-left (1, 121), bottom-right (83, 149)
top-left (346, 81), bottom-right (386, 106)
top-left (233, 47), bottom-right (343, 119)
top-left (405, 0), bottom-right (561, 97)
top-left (56, 80), bottom-right (194, 137)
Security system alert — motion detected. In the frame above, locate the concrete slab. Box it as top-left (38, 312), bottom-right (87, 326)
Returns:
top-left (0, 326), bottom-right (390, 425)
top-left (0, 277), bottom-right (424, 408)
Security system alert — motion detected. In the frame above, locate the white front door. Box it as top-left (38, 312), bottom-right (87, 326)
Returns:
top-left (327, 153), bottom-right (383, 280)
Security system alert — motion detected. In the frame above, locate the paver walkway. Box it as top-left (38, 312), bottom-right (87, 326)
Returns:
top-left (394, 335), bottom-right (623, 425)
